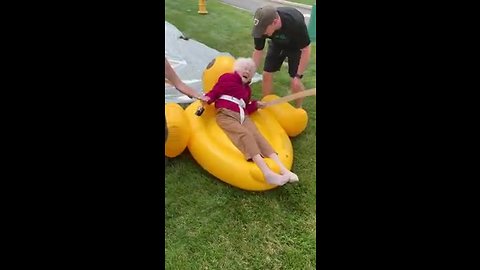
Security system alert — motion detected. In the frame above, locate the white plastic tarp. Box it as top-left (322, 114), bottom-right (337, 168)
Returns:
top-left (165, 21), bottom-right (261, 104)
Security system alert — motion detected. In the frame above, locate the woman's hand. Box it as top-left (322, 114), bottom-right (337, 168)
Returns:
top-left (257, 101), bottom-right (266, 109)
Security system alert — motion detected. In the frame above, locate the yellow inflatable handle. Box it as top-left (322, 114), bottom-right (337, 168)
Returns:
top-left (264, 88), bottom-right (316, 107)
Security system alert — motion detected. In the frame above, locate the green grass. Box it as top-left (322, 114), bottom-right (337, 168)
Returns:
top-left (165, 1), bottom-right (316, 269)
top-left (281, 0), bottom-right (316, 6)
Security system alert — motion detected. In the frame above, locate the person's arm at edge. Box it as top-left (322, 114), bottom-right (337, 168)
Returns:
top-left (165, 58), bottom-right (203, 99)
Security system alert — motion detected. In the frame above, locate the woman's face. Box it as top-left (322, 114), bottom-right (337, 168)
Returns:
top-left (237, 63), bottom-right (255, 84)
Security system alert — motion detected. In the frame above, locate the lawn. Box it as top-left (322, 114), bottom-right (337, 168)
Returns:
top-left (279, 0), bottom-right (316, 6)
top-left (165, 1), bottom-right (316, 269)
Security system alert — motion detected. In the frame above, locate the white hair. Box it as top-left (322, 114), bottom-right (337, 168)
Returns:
top-left (234, 57), bottom-right (256, 74)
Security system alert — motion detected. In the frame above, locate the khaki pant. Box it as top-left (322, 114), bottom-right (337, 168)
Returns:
top-left (216, 108), bottom-right (275, 160)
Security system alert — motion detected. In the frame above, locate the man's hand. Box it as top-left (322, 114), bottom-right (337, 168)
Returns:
top-left (290, 76), bottom-right (306, 108)
top-left (291, 77), bottom-right (304, 91)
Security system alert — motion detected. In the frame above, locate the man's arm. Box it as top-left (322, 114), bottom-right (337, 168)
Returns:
top-left (252, 49), bottom-right (264, 71)
top-left (296, 44), bottom-right (311, 76)
top-left (252, 38), bottom-right (266, 70)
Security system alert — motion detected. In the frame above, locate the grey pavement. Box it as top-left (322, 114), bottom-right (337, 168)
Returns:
top-left (221, 0), bottom-right (311, 25)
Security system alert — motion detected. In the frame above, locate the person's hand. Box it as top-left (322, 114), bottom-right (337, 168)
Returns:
top-left (198, 95), bottom-right (210, 106)
top-left (292, 76), bottom-right (304, 90)
top-left (198, 95), bottom-right (210, 102)
top-left (257, 101), bottom-right (266, 109)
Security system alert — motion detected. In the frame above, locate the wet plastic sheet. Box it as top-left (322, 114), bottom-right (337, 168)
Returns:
top-left (165, 21), bottom-right (261, 104)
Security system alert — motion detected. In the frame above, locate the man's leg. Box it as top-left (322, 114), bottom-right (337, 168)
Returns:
top-left (290, 76), bottom-right (305, 108)
top-left (288, 50), bottom-right (305, 108)
top-left (262, 71), bottom-right (274, 97)
top-left (263, 43), bottom-right (285, 97)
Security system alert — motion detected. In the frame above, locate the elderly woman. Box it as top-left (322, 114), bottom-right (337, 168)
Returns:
top-left (202, 57), bottom-right (298, 186)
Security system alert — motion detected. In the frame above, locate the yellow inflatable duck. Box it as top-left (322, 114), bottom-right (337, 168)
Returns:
top-left (165, 55), bottom-right (309, 191)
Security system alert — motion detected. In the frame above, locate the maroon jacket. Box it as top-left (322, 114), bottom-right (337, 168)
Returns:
top-left (205, 72), bottom-right (259, 115)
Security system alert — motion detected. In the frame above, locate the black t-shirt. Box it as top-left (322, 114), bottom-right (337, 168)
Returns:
top-left (254, 7), bottom-right (311, 51)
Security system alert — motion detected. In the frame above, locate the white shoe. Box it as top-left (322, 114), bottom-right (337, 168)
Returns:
top-left (287, 172), bottom-right (299, 182)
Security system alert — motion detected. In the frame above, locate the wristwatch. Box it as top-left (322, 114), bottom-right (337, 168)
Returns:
top-left (294, 74), bottom-right (303, 79)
